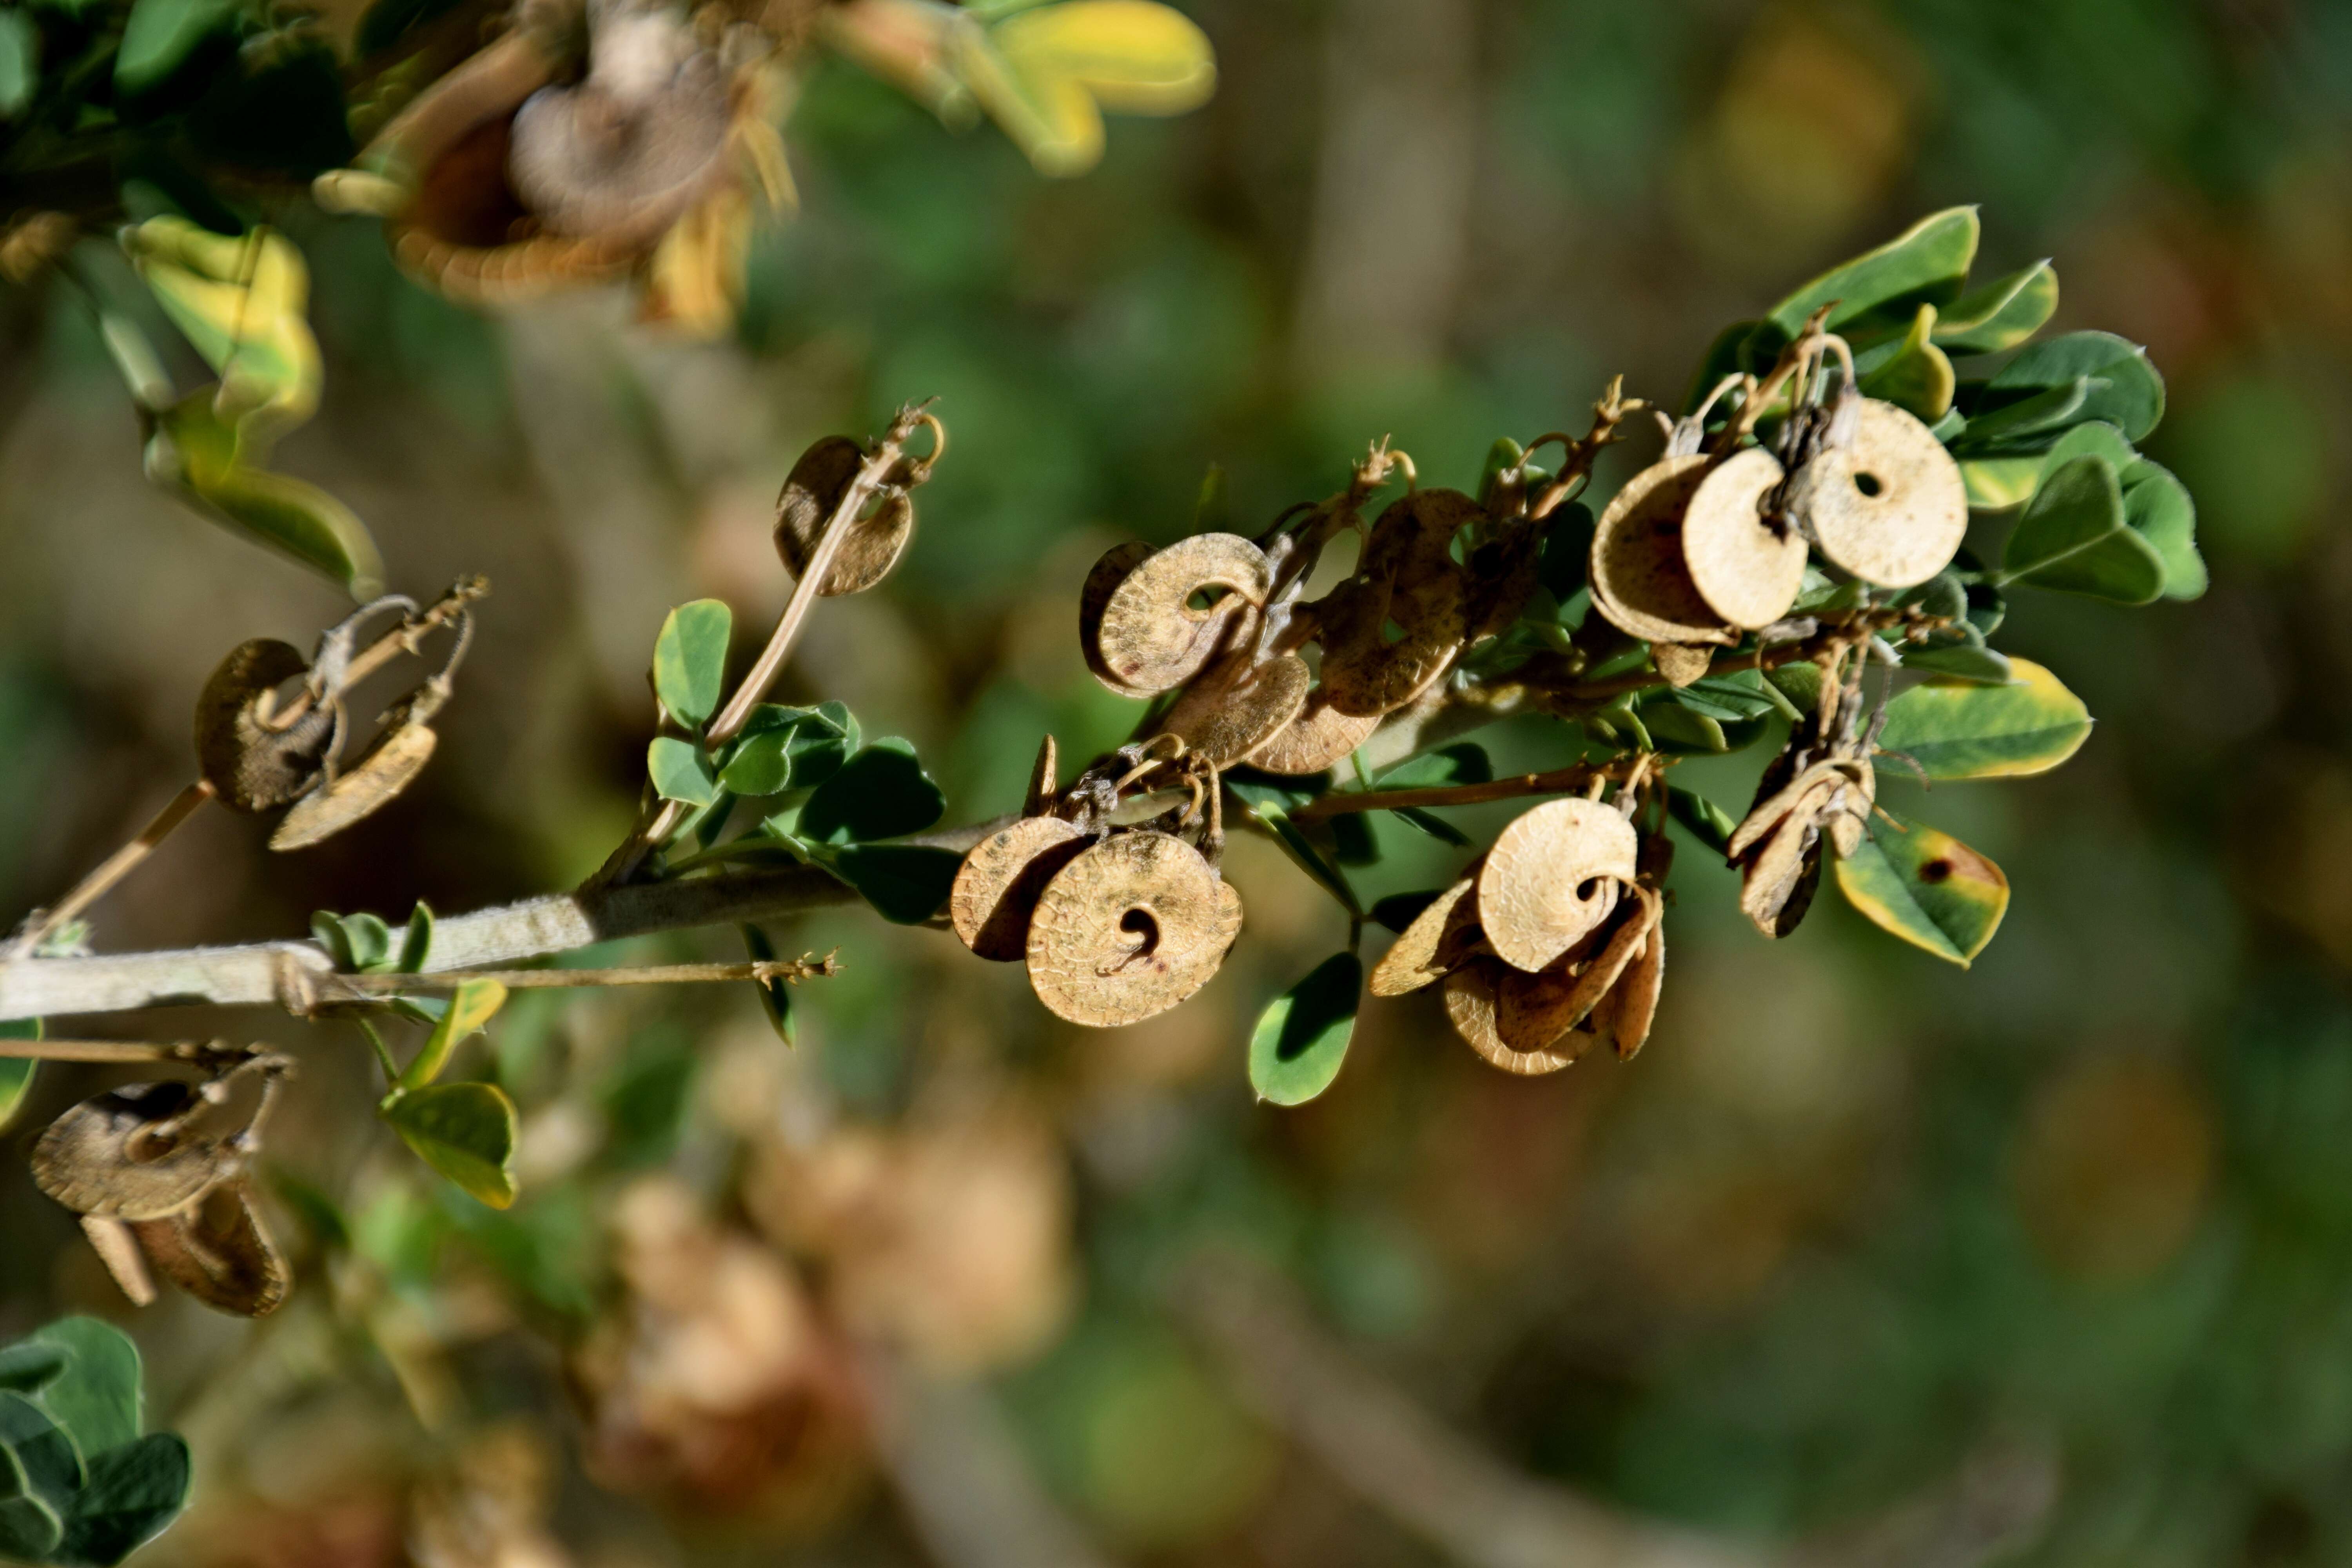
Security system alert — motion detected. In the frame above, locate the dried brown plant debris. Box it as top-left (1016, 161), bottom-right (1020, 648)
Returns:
top-left (1025, 831), bottom-right (1242, 1027)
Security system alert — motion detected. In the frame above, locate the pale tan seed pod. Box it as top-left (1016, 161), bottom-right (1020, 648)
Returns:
top-left (1443, 959), bottom-right (1581, 1076)
top-left (775, 435), bottom-right (916, 596)
top-left (1738, 806), bottom-right (1826, 938)
top-left (1251, 694), bottom-right (1381, 776)
top-left (1682, 446), bottom-right (1807, 629)
top-left (1091, 534), bottom-right (1270, 694)
top-left (1589, 455), bottom-right (1736, 646)
top-left (1154, 654), bottom-right (1311, 768)
top-left (1610, 915), bottom-right (1665, 1059)
top-left (1368, 875), bottom-right (1477, 997)
top-left (1493, 887), bottom-right (1659, 1050)
top-left (1079, 543), bottom-right (1159, 696)
top-left (1023, 734), bottom-right (1060, 817)
top-left (270, 721), bottom-right (438, 851)
top-left (1318, 489), bottom-right (1479, 718)
top-left (79, 1217), bottom-right (158, 1307)
top-left (951, 817), bottom-right (1088, 962)
top-left (194, 639), bottom-right (336, 812)
top-left (33, 1083), bottom-right (240, 1221)
top-left (1727, 760), bottom-right (1870, 861)
top-left (1650, 642), bottom-right (1713, 688)
top-left (1789, 399), bottom-right (1967, 588)
top-left (1025, 832), bottom-right (1242, 1027)
top-left (129, 1179), bottom-right (290, 1318)
top-left (1477, 798), bottom-right (1639, 973)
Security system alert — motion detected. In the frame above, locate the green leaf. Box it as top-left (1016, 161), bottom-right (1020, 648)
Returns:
top-left (953, 0), bottom-right (1218, 176)
top-left (0, 10), bottom-right (38, 119)
top-left (382, 1082), bottom-right (518, 1208)
top-left (2000, 455), bottom-right (2164, 604)
top-left (1376, 742), bottom-right (1490, 789)
top-left (1980, 330), bottom-right (2165, 442)
top-left (799, 739), bottom-right (945, 843)
top-left (1230, 783), bottom-right (1359, 917)
top-left (398, 977), bottom-right (505, 1091)
top-left (652, 599), bottom-right (731, 729)
top-left (1639, 700), bottom-right (1726, 753)
top-left (1960, 457), bottom-right (2040, 510)
top-left (0, 1391), bottom-right (85, 1512)
top-left (1901, 639), bottom-right (2014, 684)
top-left (2124, 456), bottom-right (2204, 601)
top-left (123, 221), bottom-right (319, 436)
top-left (398, 902), bottom-right (433, 973)
top-left (647, 735), bottom-right (719, 806)
top-left (815, 843), bottom-right (961, 924)
top-left (115, 0), bottom-right (238, 94)
top-left (1834, 809), bottom-right (2009, 967)
top-left (1764, 661), bottom-right (1822, 717)
top-left (1876, 657), bottom-right (2090, 780)
top-left (1932, 261), bottom-right (2057, 354)
top-left (741, 925), bottom-right (795, 1046)
top-left (339, 912), bottom-right (392, 972)
top-left (0, 1456), bottom-right (62, 1564)
top-left (1668, 785), bottom-right (1738, 854)
top-left (1855, 304), bottom-right (1956, 421)
top-left (1948, 377), bottom-right (2091, 456)
top-left (28, 1320), bottom-right (141, 1461)
top-left (1389, 805), bottom-right (1469, 846)
top-left (1667, 670), bottom-right (1778, 722)
top-left (1249, 952), bottom-right (1361, 1107)
top-left (1755, 207), bottom-right (1978, 352)
top-left (0, 1346), bottom-right (67, 1396)
top-left (1, 1018), bottom-right (37, 1135)
top-left (53, 1433), bottom-right (190, 1568)
top-left (144, 392), bottom-right (385, 598)
top-left (1369, 890), bottom-right (1441, 933)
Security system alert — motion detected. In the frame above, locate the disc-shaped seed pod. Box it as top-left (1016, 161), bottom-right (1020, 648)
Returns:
top-left (1682, 446), bottom-right (1807, 629)
top-left (1788, 399), bottom-right (1967, 588)
top-left (1368, 875), bottom-right (1478, 997)
top-left (1091, 534), bottom-right (1270, 694)
top-left (1492, 887), bottom-right (1658, 1051)
top-left (1609, 915), bottom-right (1665, 1059)
top-left (1154, 654), bottom-right (1311, 768)
top-left (1080, 543), bottom-right (1160, 695)
top-left (1477, 798), bottom-right (1639, 973)
top-left (951, 817), bottom-right (1088, 962)
top-left (1251, 693), bottom-right (1383, 776)
top-left (130, 1178), bottom-right (290, 1318)
top-left (774, 435), bottom-right (917, 596)
top-left (1443, 959), bottom-right (1581, 1076)
top-left (1588, 455), bottom-right (1736, 646)
top-left (1318, 489), bottom-right (1480, 718)
top-left (33, 1082), bottom-right (240, 1221)
top-left (269, 721), bottom-right (438, 852)
top-left (194, 639), bottom-right (337, 812)
top-left (1650, 642), bottom-right (1713, 688)
top-left (1025, 832), bottom-right (1242, 1027)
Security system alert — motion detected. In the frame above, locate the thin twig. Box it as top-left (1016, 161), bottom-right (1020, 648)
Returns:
top-left (263, 576), bottom-right (487, 733)
top-left (1292, 762), bottom-right (1614, 820)
top-left (0, 1038), bottom-right (256, 1064)
top-left (330, 957), bottom-right (837, 996)
top-left (5, 780), bottom-right (217, 960)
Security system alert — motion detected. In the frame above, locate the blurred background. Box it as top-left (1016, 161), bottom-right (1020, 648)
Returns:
top-left (6, 0), bottom-right (2352, 1563)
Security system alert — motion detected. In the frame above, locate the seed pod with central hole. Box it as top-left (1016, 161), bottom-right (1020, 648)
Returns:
top-left (1089, 534), bottom-right (1269, 694)
top-left (1369, 874), bottom-right (1479, 996)
top-left (1318, 489), bottom-right (1480, 717)
top-left (952, 817), bottom-right (1088, 962)
top-left (1788, 399), bottom-right (1967, 588)
top-left (1588, 455), bottom-right (1736, 646)
top-left (1477, 797), bottom-right (1639, 972)
top-left (1682, 446), bottom-right (1807, 629)
top-left (1443, 958), bottom-right (1583, 1076)
top-left (130, 1178), bottom-right (289, 1317)
top-left (195, 639), bottom-right (337, 812)
top-left (1252, 693), bottom-right (1382, 776)
top-left (270, 720), bottom-right (438, 852)
top-left (33, 1082), bottom-right (240, 1221)
top-left (1080, 543), bottom-right (1160, 695)
top-left (1025, 831), bottom-right (1242, 1027)
top-left (774, 435), bottom-right (917, 595)
top-left (1153, 653), bottom-right (1311, 768)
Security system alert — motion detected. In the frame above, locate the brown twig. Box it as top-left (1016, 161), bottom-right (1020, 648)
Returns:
top-left (5, 780), bottom-right (218, 960)
top-left (1292, 761), bottom-right (1620, 820)
top-left (328, 956), bottom-right (837, 996)
top-left (263, 576), bottom-right (487, 734)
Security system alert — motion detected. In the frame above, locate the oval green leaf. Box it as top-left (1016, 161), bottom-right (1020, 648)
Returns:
top-left (1757, 207), bottom-right (1978, 350)
top-left (799, 738), bottom-right (945, 843)
top-left (1984, 329), bottom-right (2165, 441)
top-left (115, 0), bottom-right (240, 94)
top-left (1932, 260), bottom-right (2057, 354)
top-left (0, 11), bottom-right (38, 120)
top-left (2000, 455), bottom-right (2165, 604)
top-left (397, 976), bottom-right (505, 1092)
top-left (0, 1391), bottom-right (85, 1510)
top-left (1834, 809), bottom-right (2009, 967)
top-left (0, 1018), bottom-right (37, 1135)
top-left (815, 842), bottom-right (962, 924)
top-left (56, 1432), bottom-right (192, 1568)
top-left (647, 735), bottom-right (719, 806)
top-left (28, 1319), bottom-right (143, 1460)
top-left (1856, 303), bottom-right (1956, 421)
top-left (1249, 952), bottom-right (1361, 1107)
top-left (1875, 657), bottom-right (2091, 780)
top-left (382, 1081), bottom-right (519, 1209)
top-left (652, 599), bottom-right (732, 729)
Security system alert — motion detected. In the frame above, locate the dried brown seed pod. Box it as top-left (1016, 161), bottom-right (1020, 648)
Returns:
top-left (1681, 446), bottom-right (1807, 629)
top-left (1080, 543), bottom-right (1160, 695)
top-left (1318, 489), bottom-right (1480, 718)
top-left (33, 1082), bottom-right (241, 1221)
top-left (130, 1179), bottom-right (290, 1318)
top-left (79, 1217), bottom-right (158, 1307)
top-left (774, 435), bottom-right (917, 596)
top-left (1368, 875), bottom-right (1478, 997)
top-left (1588, 455), bottom-right (1736, 647)
top-left (1788, 399), bottom-right (1967, 589)
top-left (1727, 759), bottom-right (1873, 861)
top-left (1477, 798), bottom-right (1639, 973)
top-left (270, 720), bottom-right (439, 852)
top-left (1494, 886), bottom-right (1659, 1051)
top-left (1251, 692), bottom-right (1383, 776)
top-left (1154, 654), bottom-right (1312, 768)
top-left (1443, 959), bottom-right (1582, 1076)
top-left (1737, 804), bottom-right (1826, 938)
top-left (1608, 914), bottom-right (1665, 1059)
top-left (1025, 832), bottom-right (1242, 1027)
top-left (1650, 642), bottom-right (1713, 688)
top-left (1461, 522), bottom-right (1544, 643)
top-left (1023, 734), bottom-right (1060, 817)
top-left (194, 639), bottom-right (337, 812)
top-left (951, 817), bottom-right (1088, 962)
top-left (1090, 534), bottom-right (1270, 694)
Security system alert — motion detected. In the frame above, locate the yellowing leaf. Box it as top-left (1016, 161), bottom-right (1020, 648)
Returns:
top-left (382, 1082), bottom-right (519, 1208)
top-left (123, 219), bottom-right (321, 440)
top-left (1834, 809), bottom-right (2009, 966)
top-left (955, 0), bottom-right (1216, 175)
top-left (143, 392), bottom-right (385, 598)
top-left (1876, 657), bottom-right (2091, 780)
top-left (1857, 303), bottom-right (1956, 421)
top-left (397, 978), bottom-right (507, 1092)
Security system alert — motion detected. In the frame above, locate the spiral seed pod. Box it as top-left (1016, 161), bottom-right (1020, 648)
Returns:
top-left (1588, 455), bottom-right (1735, 647)
top-left (1087, 534), bottom-right (1269, 694)
top-left (951, 817), bottom-right (1088, 962)
top-left (774, 435), bottom-right (918, 595)
top-left (32, 1082), bottom-right (241, 1221)
top-left (1080, 543), bottom-right (1161, 695)
top-left (1682, 446), bottom-right (1807, 629)
top-left (1025, 832), bottom-right (1243, 1027)
top-left (1788, 399), bottom-right (1967, 589)
top-left (1477, 797), bottom-right (1639, 973)
top-left (1368, 874), bottom-right (1478, 997)
top-left (1153, 653), bottom-right (1311, 768)
top-left (1251, 694), bottom-right (1382, 776)
top-left (1491, 886), bottom-right (1657, 1051)
top-left (1443, 958), bottom-right (1584, 1076)
top-left (129, 1178), bottom-right (290, 1318)
top-left (194, 639), bottom-right (337, 812)
top-left (270, 720), bottom-right (439, 852)
top-left (1318, 489), bottom-right (1479, 718)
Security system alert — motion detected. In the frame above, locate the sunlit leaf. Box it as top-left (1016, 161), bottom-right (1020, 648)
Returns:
top-left (1876, 657), bottom-right (2091, 780)
top-left (2001, 454), bottom-right (2164, 604)
top-left (382, 1082), bottom-right (518, 1208)
top-left (1755, 207), bottom-right (1978, 352)
top-left (1932, 260), bottom-right (2057, 354)
top-left (953, 0), bottom-right (1216, 175)
top-left (647, 736), bottom-right (719, 806)
top-left (1980, 329), bottom-right (2165, 442)
top-left (1249, 952), bottom-right (1361, 1107)
top-left (1667, 784), bottom-right (1737, 854)
top-left (114, 0), bottom-right (239, 94)
top-left (1835, 809), bottom-right (2009, 966)
top-left (122, 220), bottom-right (320, 437)
top-left (397, 977), bottom-right (505, 1091)
top-left (143, 391), bottom-right (383, 597)
top-left (652, 599), bottom-right (732, 729)
top-left (1856, 303), bottom-right (1956, 421)
top-left (1960, 457), bottom-right (2039, 511)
